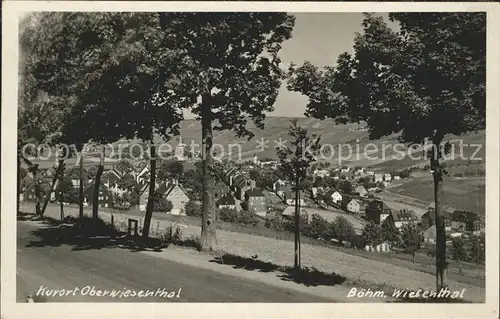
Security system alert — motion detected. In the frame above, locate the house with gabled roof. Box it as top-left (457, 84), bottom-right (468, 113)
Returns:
top-left (341, 196), bottom-right (360, 214)
top-left (164, 181), bottom-right (190, 215)
top-left (365, 200), bottom-right (392, 224)
top-left (216, 194), bottom-right (236, 210)
top-left (387, 209), bottom-right (419, 230)
top-left (450, 210), bottom-right (482, 233)
top-left (422, 203), bottom-right (454, 231)
top-left (354, 185), bottom-right (368, 197)
top-left (245, 188), bottom-right (267, 217)
top-left (84, 183), bottom-right (112, 208)
top-left (284, 190), bottom-right (305, 206)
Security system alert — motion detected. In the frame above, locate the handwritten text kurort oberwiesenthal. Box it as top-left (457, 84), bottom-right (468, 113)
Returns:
top-left (36, 285), bottom-right (182, 299)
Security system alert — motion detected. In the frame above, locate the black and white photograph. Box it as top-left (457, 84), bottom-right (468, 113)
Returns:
top-left (2, 1), bottom-right (499, 319)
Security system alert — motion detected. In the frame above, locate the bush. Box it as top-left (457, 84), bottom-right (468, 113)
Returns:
top-left (237, 210), bottom-right (259, 227)
top-left (185, 200), bottom-right (202, 217)
top-left (453, 173), bottom-right (463, 178)
top-left (309, 214), bottom-right (330, 239)
top-left (351, 234), bottom-right (367, 249)
top-left (219, 207), bottom-right (239, 223)
top-left (265, 215), bottom-right (285, 231)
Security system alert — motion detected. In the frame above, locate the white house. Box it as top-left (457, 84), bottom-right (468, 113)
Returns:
top-left (393, 175), bottom-right (401, 181)
top-left (344, 198), bottom-right (361, 214)
top-left (366, 171), bottom-right (375, 176)
top-left (374, 173), bottom-right (383, 183)
top-left (330, 191), bottom-right (343, 204)
top-left (164, 182), bottom-right (190, 215)
top-left (313, 169), bottom-right (330, 178)
top-left (384, 174), bottom-right (392, 182)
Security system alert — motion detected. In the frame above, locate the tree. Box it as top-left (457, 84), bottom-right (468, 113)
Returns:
top-left (277, 119), bottom-right (321, 269)
top-left (309, 213), bottom-right (330, 240)
top-left (451, 237), bottom-right (466, 264)
top-left (158, 160), bottom-right (184, 182)
top-left (400, 222), bottom-right (424, 263)
top-left (338, 180), bottom-right (354, 194)
top-left (362, 222), bottom-right (382, 247)
top-left (330, 216), bottom-right (356, 246)
top-left (287, 13), bottom-right (485, 290)
top-left (381, 218), bottom-right (400, 251)
top-left (21, 12), bottom-right (186, 234)
top-left (469, 234), bottom-right (485, 265)
top-left (159, 13), bottom-right (295, 252)
top-left (185, 200), bottom-right (203, 218)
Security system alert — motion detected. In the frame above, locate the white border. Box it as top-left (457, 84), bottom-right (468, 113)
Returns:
top-left (2, 2), bottom-right (499, 319)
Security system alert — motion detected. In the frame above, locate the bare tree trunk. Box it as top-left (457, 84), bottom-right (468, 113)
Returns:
top-left (60, 199), bottom-right (64, 221)
top-left (294, 173), bottom-right (300, 269)
top-left (200, 93), bottom-right (217, 252)
top-left (17, 155), bottom-right (21, 212)
top-left (92, 145), bottom-right (105, 219)
top-left (142, 143), bottom-right (156, 239)
top-left (41, 159), bottom-right (64, 216)
top-left (430, 133), bottom-right (446, 290)
top-left (79, 154), bottom-right (84, 219)
top-left (34, 165), bottom-right (41, 216)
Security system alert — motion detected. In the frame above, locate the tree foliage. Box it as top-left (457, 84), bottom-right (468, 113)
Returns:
top-left (287, 12), bottom-right (485, 289)
top-left (400, 222), bottom-right (424, 263)
top-left (362, 222), bottom-right (383, 247)
top-left (330, 216), bottom-right (356, 245)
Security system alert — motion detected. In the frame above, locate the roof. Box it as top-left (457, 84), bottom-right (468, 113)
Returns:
top-left (428, 202), bottom-right (456, 214)
top-left (282, 206), bottom-right (308, 216)
top-left (355, 185), bottom-right (368, 194)
top-left (422, 225), bottom-right (437, 239)
top-left (156, 182), bottom-right (170, 195)
top-left (246, 188), bottom-right (264, 197)
top-left (217, 195), bottom-right (236, 206)
top-left (451, 210), bottom-right (480, 222)
top-left (391, 209), bottom-right (418, 222)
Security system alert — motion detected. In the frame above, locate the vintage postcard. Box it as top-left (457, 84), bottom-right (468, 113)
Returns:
top-left (1, 1), bottom-right (499, 318)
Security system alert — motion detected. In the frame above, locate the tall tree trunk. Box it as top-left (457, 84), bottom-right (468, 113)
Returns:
top-left (200, 94), bottom-right (217, 252)
top-left (294, 173), bottom-right (300, 269)
top-left (92, 145), bottom-right (105, 219)
top-left (430, 133), bottom-right (446, 290)
top-left (142, 143), bottom-right (156, 239)
top-left (34, 165), bottom-right (41, 216)
top-left (17, 154), bottom-right (21, 212)
top-left (41, 159), bottom-right (64, 216)
top-left (79, 154), bottom-right (84, 219)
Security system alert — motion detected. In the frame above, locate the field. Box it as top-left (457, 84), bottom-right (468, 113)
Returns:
top-left (19, 202), bottom-right (486, 302)
top-left (109, 118), bottom-right (485, 168)
top-left (387, 175), bottom-right (485, 216)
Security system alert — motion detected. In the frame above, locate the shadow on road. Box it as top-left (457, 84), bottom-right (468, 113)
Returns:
top-left (19, 211), bottom-right (198, 253)
top-left (209, 254), bottom-right (347, 287)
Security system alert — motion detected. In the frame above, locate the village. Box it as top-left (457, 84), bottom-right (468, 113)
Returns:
top-left (20, 135), bottom-right (485, 259)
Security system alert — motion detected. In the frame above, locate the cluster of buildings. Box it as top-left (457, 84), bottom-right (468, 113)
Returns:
top-left (215, 161), bottom-right (267, 216)
top-left (312, 165), bottom-right (401, 188)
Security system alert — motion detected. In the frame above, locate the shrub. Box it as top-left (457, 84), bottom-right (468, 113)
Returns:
top-left (185, 200), bottom-right (202, 217)
top-left (309, 214), bottom-right (330, 239)
top-left (237, 210), bottom-right (259, 227)
top-left (219, 207), bottom-right (239, 223)
top-left (453, 173), bottom-right (463, 178)
top-left (330, 216), bottom-right (356, 245)
top-left (265, 215), bottom-right (285, 231)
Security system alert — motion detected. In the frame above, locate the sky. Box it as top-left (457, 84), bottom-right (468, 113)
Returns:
top-left (269, 12), bottom-right (393, 118)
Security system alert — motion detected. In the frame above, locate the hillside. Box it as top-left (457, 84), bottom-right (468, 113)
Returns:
top-left (122, 117), bottom-right (485, 170)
